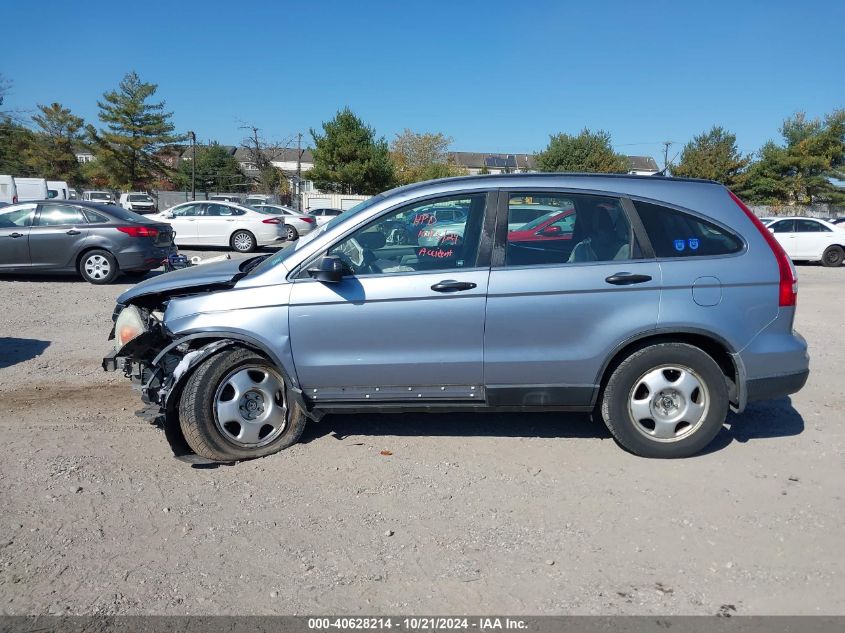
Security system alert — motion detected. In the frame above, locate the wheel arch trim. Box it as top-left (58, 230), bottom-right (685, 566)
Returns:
top-left (594, 327), bottom-right (746, 411)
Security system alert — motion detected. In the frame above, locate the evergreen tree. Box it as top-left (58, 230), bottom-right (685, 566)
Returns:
top-left (28, 103), bottom-right (86, 187)
top-left (177, 143), bottom-right (246, 194)
top-left (88, 71), bottom-right (182, 189)
top-left (309, 107), bottom-right (395, 194)
top-left (536, 129), bottom-right (628, 173)
top-left (673, 126), bottom-right (750, 188)
top-left (0, 116), bottom-right (37, 175)
top-left (740, 110), bottom-right (845, 204)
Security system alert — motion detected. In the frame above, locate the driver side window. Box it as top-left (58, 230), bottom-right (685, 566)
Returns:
top-left (326, 193), bottom-right (487, 276)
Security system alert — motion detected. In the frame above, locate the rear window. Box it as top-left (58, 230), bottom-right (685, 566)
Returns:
top-left (634, 201), bottom-right (743, 258)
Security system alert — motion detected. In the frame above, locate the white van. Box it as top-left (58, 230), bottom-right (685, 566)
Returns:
top-left (47, 180), bottom-right (70, 200)
top-left (119, 192), bottom-right (157, 213)
top-left (0, 175), bottom-right (17, 204)
top-left (83, 190), bottom-right (115, 204)
top-left (14, 177), bottom-right (49, 201)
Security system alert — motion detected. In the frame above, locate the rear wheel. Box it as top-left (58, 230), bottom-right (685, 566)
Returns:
top-left (821, 245), bottom-right (844, 267)
top-left (178, 347), bottom-right (307, 461)
top-left (286, 225), bottom-right (299, 241)
top-left (230, 230), bottom-right (256, 253)
top-left (79, 249), bottom-right (118, 284)
top-left (600, 343), bottom-right (728, 458)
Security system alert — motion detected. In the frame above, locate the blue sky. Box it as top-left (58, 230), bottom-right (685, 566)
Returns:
top-left (3, 0), bottom-right (843, 161)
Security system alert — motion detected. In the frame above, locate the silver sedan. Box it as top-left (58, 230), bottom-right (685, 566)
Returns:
top-left (250, 204), bottom-right (316, 241)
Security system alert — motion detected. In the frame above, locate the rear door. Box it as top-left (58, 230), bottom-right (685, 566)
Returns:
top-left (197, 203), bottom-right (240, 245)
top-left (29, 203), bottom-right (90, 269)
top-left (793, 218), bottom-right (829, 259)
top-left (0, 203), bottom-right (37, 268)
top-left (484, 190), bottom-right (660, 407)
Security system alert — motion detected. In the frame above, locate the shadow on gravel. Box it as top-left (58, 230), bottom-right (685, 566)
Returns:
top-left (300, 411), bottom-right (607, 444)
top-left (0, 337), bottom-right (50, 369)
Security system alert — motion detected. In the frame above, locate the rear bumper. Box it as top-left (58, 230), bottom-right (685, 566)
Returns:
top-left (746, 369), bottom-right (809, 402)
top-left (116, 244), bottom-right (178, 271)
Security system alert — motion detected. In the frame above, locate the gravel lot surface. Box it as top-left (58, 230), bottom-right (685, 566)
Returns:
top-left (0, 250), bottom-right (843, 616)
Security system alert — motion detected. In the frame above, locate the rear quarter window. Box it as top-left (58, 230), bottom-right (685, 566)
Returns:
top-left (634, 200), bottom-right (743, 258)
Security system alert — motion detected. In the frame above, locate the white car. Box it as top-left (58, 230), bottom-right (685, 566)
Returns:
top-left (765, 217), bottom-right (845, 267)
top-left (151, 201), bottom-right (286, 253)
top-left (250, 204), bottom-right (316, 241)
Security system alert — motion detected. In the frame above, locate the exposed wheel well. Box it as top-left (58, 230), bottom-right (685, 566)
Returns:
top-left (598, 333), bottom-right (738, 404)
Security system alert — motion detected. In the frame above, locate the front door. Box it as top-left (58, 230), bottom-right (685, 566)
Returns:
top-left (29, 203), bottom-right (90, 269)
top-left (168, 203), bottom-right (203, 245)
top-left (288, 192), bottom-right (493, 402)
top-left (769, 219), bottom-right (797, 258)
top-left (0, 203), bottom-right (36, 269)
top-left (484, 191), bottom-right (661, 407)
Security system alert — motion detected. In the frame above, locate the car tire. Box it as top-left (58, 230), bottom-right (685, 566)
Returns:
top-left (78, 249), bottom-right (119, 284)
top-left (230, 230), bottom-right (256, 253)
top-left (286, 225), bottom-right (299, 241)
top-left (821, 245), bottom-right (844, 267)
top-left (178, 347), bottom-right (307, 461)
top-left (600, 342), bottom-right (728, 458)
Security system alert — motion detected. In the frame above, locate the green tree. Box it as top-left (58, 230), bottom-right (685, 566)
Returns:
top-left (309, 107), bottom-right (395, 194)
top-left (26, 103), bottom-right (86, 187)
top-left (535, 128), bottom-right (627, 173)
top-left (88, 71), bottom-right (182, 189)
top-left (740, 110), bottom-right (845, 204)
top-left (673, 126), bottom-right (750, 188)
top-left (0, 116), bottom-right (37, 175)
top-left (390, 129), bottom-right (466, 185)
top-left (178, 143), bottom-right (246, 194)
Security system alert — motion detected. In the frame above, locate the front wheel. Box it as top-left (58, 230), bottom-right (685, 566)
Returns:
top-left (178, 347), bottom-right (307, 461)
top-left (79, 249), bottom-right (119, 284)
top-left (822, 245), bottom-right (844, 267)
top-left (286, 225), bottom-right (299, 241)
top-left (230, 230), bottom-right (256, 253)
top-left (600, 343), bottom-right (728, 458)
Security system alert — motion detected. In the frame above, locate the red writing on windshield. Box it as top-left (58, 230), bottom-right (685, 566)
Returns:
top-left (412, 213), bottom-right (437, 226)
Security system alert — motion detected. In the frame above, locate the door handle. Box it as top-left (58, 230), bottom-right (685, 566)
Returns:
top-left (605, 272), bottom-right (652, 286)
top-left (7, 232), bottom-right (24, 238)
top-left (431, 280), bottom-right (477, 292)
top-left (66, 229), bottom-right (81, 235)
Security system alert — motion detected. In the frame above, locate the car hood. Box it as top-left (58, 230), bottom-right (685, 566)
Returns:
top-left (117, 258), bottom-right (245, 304)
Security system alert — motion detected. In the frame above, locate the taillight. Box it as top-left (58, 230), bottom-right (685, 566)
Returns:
top-left (116, 225), bottom-right (160, 238)
top-left (12, 195), bottom-right (17, 203)
top-left (262, 218), bottom-right (282, 224)
top-left (301, 216), bottom-right (315, 224)
top-left (729, 190), bottom-right (797, 307)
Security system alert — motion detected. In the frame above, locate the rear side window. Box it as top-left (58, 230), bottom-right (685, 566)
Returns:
top-left (796, 219), bottom-right (830, 233)
top-left (83, 209), bottom-right (110, 223)
top-left (634, 201), bottom-right (742, 258)
top-left (37, 204), bottom-right (86, 226)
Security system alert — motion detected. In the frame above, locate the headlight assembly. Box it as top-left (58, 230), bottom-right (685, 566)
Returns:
top-left (114, 305), bottom-right (147, 351)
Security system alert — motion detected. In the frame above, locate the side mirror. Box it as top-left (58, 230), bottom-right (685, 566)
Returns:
top-left (539, 225), bottom-right (563, 237)
top-left (164, 212), bottom-right (174, 219)
top-left (307, 255), bottom-right (344, 283)
top-left (768, 227), bottom-right (775, 233)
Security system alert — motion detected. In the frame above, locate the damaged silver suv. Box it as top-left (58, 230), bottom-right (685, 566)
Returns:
top-left (104, 174), bottom-right (809, 461)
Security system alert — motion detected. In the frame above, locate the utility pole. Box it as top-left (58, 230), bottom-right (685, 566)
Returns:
top-left (295, 132), bottom-right (303, 211)
top-left (188, 131), bottom-right (196, 201)
top-left (662, 141), bottom-right (673, 172)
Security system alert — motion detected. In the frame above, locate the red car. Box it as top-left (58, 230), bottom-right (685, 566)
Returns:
top-left (506, 207), bottom-right (576, 265)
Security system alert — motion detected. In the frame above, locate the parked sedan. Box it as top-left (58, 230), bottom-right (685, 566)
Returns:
top-left (149, 201), bottom-right (286, 253)
top-left (250, 204), bottom-right (316, 241)
top-left (309, 207), bottom-right (345, 226)
top-left (765, 216), bottom-right (845, 266)
top-left (0, 200), bottom-right (176, 284)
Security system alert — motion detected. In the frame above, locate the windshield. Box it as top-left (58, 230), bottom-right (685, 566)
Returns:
top-left (248, 195), bottom-right (381, 276)
top-left (129, 194), bottom-right (152, 202)
top-left (90, 192), bottom-right (111, 200)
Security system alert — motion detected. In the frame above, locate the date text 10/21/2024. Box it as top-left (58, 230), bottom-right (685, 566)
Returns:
top-left (307, 617), bottom-right (529, 630)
